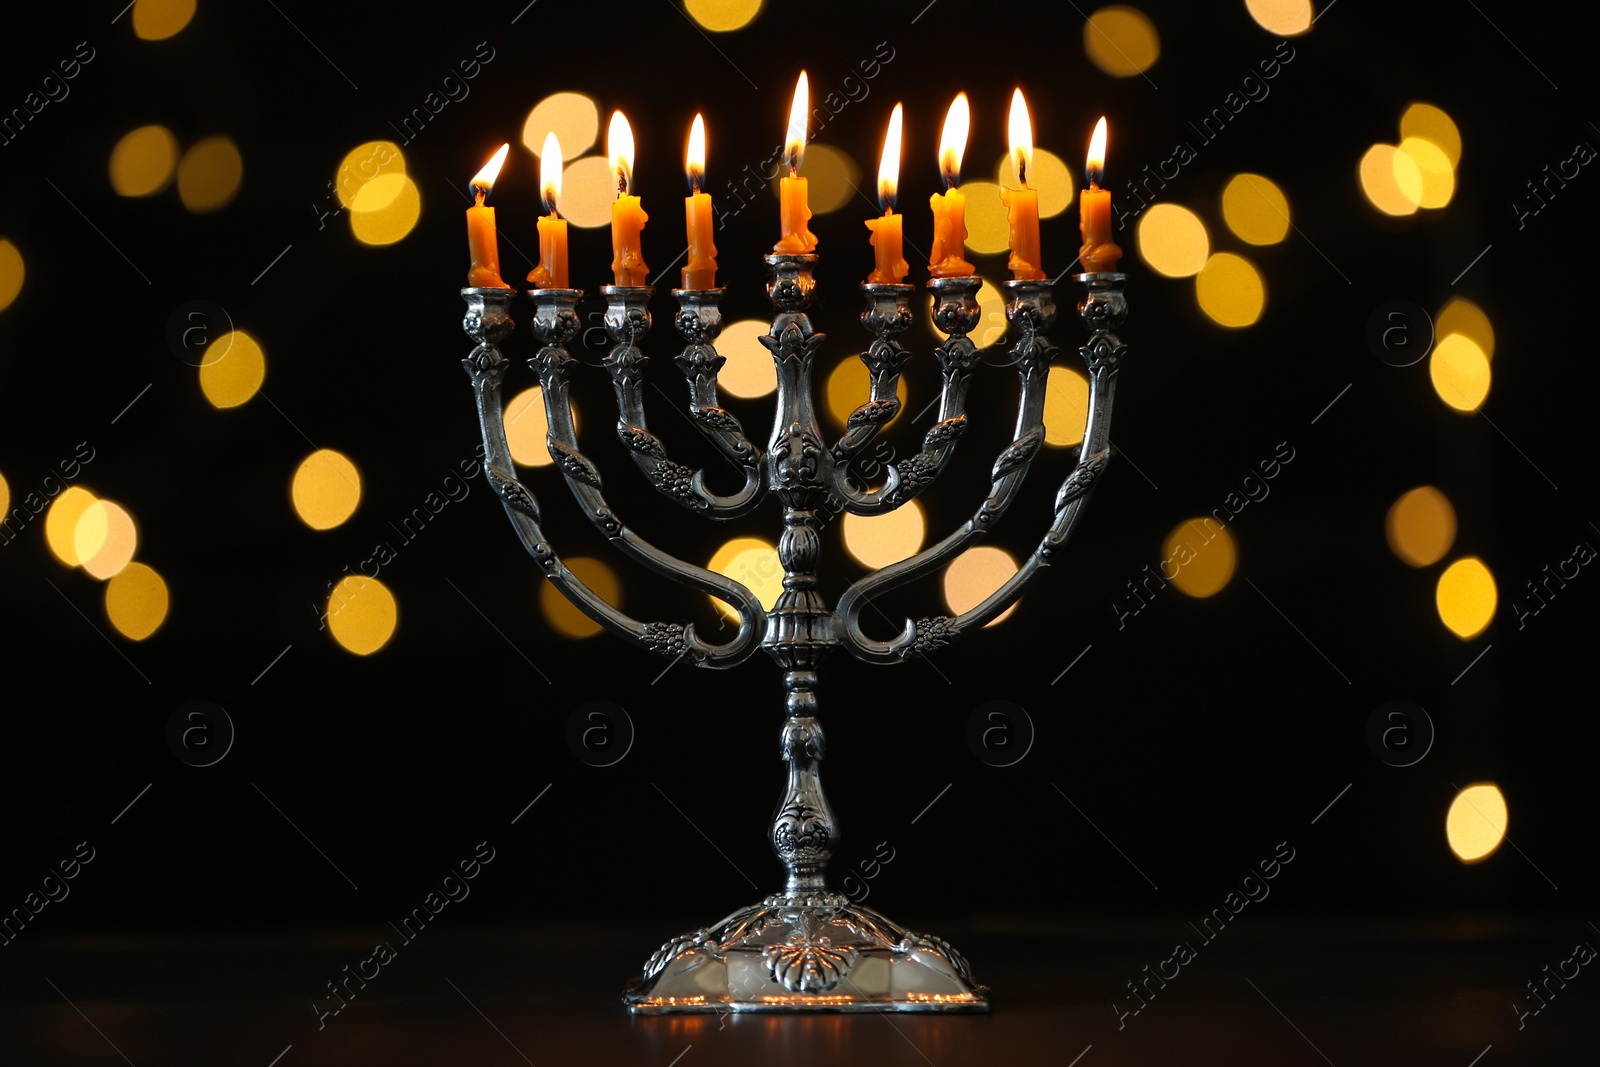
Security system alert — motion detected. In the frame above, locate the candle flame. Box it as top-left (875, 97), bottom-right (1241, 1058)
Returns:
top-left (608, 110), bottom-right (634, 196)
top-left (687, 113), bottom-right (707, 194)
top-left (540, 131), bottom-right (563, 216)
top-left (1008, 88), bottom-right (1033, 188)
top-left (939, 92), bottom-right (969, 189)
top-left (878, 103), bottom-right (903, 212)
top-left (471, 143), bottom-right (510, 200)
top-left (785, 71), bottom-right (809, 174)
top-left (1087, 116), bottom-right (1108, 186)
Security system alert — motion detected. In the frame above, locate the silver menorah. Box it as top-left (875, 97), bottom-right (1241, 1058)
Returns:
top-left (459, 254), bottom-right (1127, 1013)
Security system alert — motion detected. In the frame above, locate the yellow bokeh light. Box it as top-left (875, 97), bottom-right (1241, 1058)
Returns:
top-left (996, 148), bottom-right (1075, 218)
top-left (708, 537), bottom-right (782, 622)
top-left (109, 125), bottom-right (179, 197)
top-left (1436, 556), bottom-right (1496, 639)
top-left (825, 357), bottom-right (908, 431)
top-left (1244, 0), bottom-right (1312, 35)
top-left (1137, 203), bottom-right (1210, 277)
top-left (540, 556), bottom-right (620, 638)
top-left (1430, 333), bottom-right (1491, 412)
top-left (1359, 144), bottom-right (1421, 216)
top-left (504, 385), bottom-right (574, 467)
top-left (961, 180), bottom-right (1010, 256)
top-left (326, 575), bottom-right (398, 655)
top-left (1162, 519), bottom-right (1237, 598)
top-left (199, 329), bottom-right (265, 409)
top-left (1385, 486), bottom-right (1456, 568)
top-left (177, 136), bottom-right (243, 213)
top-left (1083, 6), bottom-right (1161, 77)
top-left (45, 486), bottom-right (99, 567)
top-left (132, 0), bottom-right (196, 40)
top-left (1437, 297), bottom-right (1494, 361)
top-left (522, 92), bottom-right (601, 160)
top-left (105, 561), bottom-right (168, 640)
top-left (1401, 103), bottom-right (1461, 167)
top-left (0, 471), bottom-right (8, 515)
top-left (559, 156), bottom-right (616, 228)
top-left (927, 276), bottom-right (1007, 349)
top-left (1195, 252), bottom-right (1265, 327)
top-left (1221, 173), bottom-right (1291, 245)
top-left (1446, 783), bottom-right (1507, 862)
top-left (334, 141), bottom-right (406, 208)
top-left (291, 449), bottom-right (362, 530)
top-left (1044, 366), bottom-right (1090, 448)
top-left (0, 238), bottom-right (22, 312)
top-left (350, 174), bottom-right (421, 245)
top-left (685, 0), bottom-right (764, 32)
top-left (842, 500), bottom-right (926, 570)
top-left (943, 546), bottom-right (1019, 626)
top-left (769, 144), bottom-right (859, 215)
top-left (75, 499), bottom-right (138, 580)
top-left (1398, 137), bottom-right (1454, 209)
top-left (716, 320), bottom-right (779, 399)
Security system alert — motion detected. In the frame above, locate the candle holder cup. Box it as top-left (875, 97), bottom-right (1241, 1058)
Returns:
top-left (459, 262), bottom-right (1130, 1014)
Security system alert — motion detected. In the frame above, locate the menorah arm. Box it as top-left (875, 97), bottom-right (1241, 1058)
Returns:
top-left (838, 276), bottom-right (1126, 664)
top-left (461, 288), bottom-right (763, 668)
top-left (827, 278), bottom-right (986, 515)
top-left (601, 286), bottom-right (766, 519)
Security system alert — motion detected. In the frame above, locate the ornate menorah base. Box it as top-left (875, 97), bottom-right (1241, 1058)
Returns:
top-left (624, 892), bottom-right (988, 1014)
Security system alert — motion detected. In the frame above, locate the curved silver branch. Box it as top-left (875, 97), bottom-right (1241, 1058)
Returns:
top-left (460, 287), bottom-right (762, 669)
top-left (830, 277), bottom-right (985, 515)
top-left (836, 277), bottom-right (1123, 663)
top-left (598, 286), bottom-right (763, 518)
top-left (670, 287), bottom-right (767, 517)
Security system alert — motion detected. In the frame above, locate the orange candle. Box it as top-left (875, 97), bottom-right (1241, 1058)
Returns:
top-left (775, 71), bottom-right (818, 254)
top-left (683, 113), bottom-right (718, 289)
top-left (1079, 116), bottom-right (1123, 273)
top-left (1000, 88), bottom-right (1044, 281)
top-left (465, 143), bottom-right (511, 288)
top-left (528, 132), bottom-right (569, 289)
top-left (928, 92), bottom-right (974, 278)
top-left (866, 103), bottom-right (909, 284)
top-left (608, 111), bottom-right (648, 287)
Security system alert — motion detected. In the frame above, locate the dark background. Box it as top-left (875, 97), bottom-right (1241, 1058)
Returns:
top-left (1, 0), bottom-right (1597, 1056)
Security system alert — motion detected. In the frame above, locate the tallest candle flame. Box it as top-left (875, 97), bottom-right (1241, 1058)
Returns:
top-left (1008, 88), bottom-right (1034, 187)
top-left (608, 111), bottom-right (635, 196)
top-left (1087, 116), bottom-right (1108, 186)
top-left (687, 113), bottom-right (707, 193)
top-left (939, 92), bottom-right (970, 189)
top-left (540, 131), bottom-right (563, 216)
top-left (785, 71), bottom-right (809, 174)
top-left (878, 103), bottom-right (903, 212)
top-left (471, 143), bottom-right (510, 200)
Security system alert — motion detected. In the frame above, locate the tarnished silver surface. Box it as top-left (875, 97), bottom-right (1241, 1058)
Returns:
top-left (458, 263), bottom-right (1133, 1015)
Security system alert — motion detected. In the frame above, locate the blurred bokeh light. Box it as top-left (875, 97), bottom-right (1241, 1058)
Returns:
top-left (522, 92), bottom-right (601, 160)
top-left (350, 173), bottom-right (422, 245)
top-left (109, 125), bottom-right (179, 197)
top-left (1398, 136), bottom-right (1454, 209)
top-left (199, 329), bottom-right (266, 409)
top-left (708, 537), bottom-right (782, 621)
top-left (75, 499), bottom-right (138, 580)
top-left (132, 0), bottom-right (196, 40)
top-left (1430, 333), bottom-right (1491, 412)
top-left (1359, 144), bottom-right (1422, 216)
top-left (1244, 0), bottom-right (1312, 35)
top-left (335, 141), bottom-right (406, 208)
top-left (842, 500), bottom-right (926, 569)
top-left (46, 486), bottom-right (99, 567)
top-left (105, 561), bottom-right (169, 640)
top-left (326, 575), bottom-right (398, 655)
top-left (1083, 6), bottom-right (1160, 77)
top-left (960, 181), bottom-right (1009, 255)
top-left (1436, 556), bottom-right (1496, 638)
top-left (558, 156), bottom-right (615, 228)
top-left (1437, 297), bottom-right (1493, 360)
top-left (1446, 783), bottom-right (1507, 862)
top-left (685, 0), bottom-right (764, 31)
top-left (540, 557), bottom-right (620, 638)
top-left (826, 357), bottom-right (908, 430)
top-left (715, 320), bottom-right (779, 399)
top-left (1163, 519), bottom-right (1237, 597)
top-left (1385, 486), bottom-right (1456, 567)
top-left (0, 238), bottom-right (22, 312)
top-left (1400, 102), bottom-right (1461, 166)
top-left (1195, 252), bottom-right (1265, 327)
top-left (1043, 367), bottom-right (1091, 448)
top-left (996, 148), bottom-right (1074, 217)
top-left (291, 449), bottom-right (362, 530)
top-left (1137, 204), bottom-right (1209, 277)
top-left (177, 136), bottom-right (243, 212)
top-left (1220, 173), bottom-right (1290, 245)
top-left (769, 144), bottom-right (859, 215)
top-left (944, 545), bottom-right (1019, 626)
